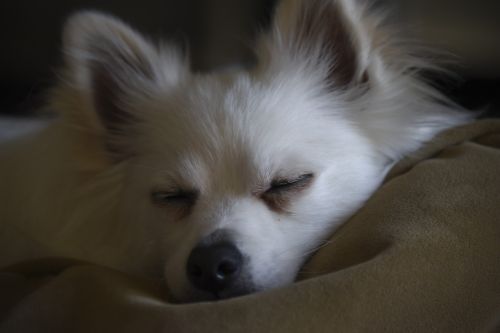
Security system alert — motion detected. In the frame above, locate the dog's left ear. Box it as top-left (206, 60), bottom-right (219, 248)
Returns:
top-left (256, 0), bottom-right (471, 159)
top-left (255, 0), bottom-right (376, 88)
top-left (58, 11), bottom-right (187, 160)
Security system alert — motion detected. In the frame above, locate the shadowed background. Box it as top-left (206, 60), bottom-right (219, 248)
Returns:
top-left (0, 0), bottom-right (499, 116)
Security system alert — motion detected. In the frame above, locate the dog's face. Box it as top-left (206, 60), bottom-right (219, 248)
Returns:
top-left (120, 73), bottom-right (383, 301)
top-left (58, 0), bottom-right (468, 302)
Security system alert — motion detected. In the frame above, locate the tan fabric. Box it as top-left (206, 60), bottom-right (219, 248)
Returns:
top-left (1, 119), bottom-right (500, 333)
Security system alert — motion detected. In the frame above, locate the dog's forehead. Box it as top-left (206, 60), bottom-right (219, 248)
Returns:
top-left (150, 73), bottom-right (335, 143)
top-left (139, 72), bottom-right (342, 176)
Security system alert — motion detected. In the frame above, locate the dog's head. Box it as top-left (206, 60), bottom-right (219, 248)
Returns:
top-left (56, 0), bottom-right (469, 302)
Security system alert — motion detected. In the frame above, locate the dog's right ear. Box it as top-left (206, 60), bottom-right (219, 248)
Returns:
top-left (254, 0), bottom-right (373, 89)
top-left (58, 11), bottom-right (187, 160)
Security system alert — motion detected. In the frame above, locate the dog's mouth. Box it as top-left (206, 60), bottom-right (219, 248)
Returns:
top-left (199, 272), bottom-right (258, 302)
top-left (211, 282), bottom-right (258, 301)
top-left (173, 277), bottom-right (258, 303)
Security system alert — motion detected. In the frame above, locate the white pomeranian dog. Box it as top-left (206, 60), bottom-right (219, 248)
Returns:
top-left (0, 0), bottom-right (471, 302)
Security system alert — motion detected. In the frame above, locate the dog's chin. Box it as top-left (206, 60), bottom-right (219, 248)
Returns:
top-left (173, 284), bottom-right (259, 304)
top-left (169, 265), bottom-right (302, 303)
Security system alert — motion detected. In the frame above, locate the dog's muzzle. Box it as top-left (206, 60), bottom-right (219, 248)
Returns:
top-left (185, 230), bottom-right (255, 299)
top-left (186, 241), bottom-right (243, 295)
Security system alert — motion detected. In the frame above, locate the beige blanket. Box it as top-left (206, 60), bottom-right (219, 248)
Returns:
top-left (1, 119), bottom-right (500, 332)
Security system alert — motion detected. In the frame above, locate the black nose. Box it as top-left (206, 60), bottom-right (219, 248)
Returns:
top-left (186, 241), bottom-right (243, 294)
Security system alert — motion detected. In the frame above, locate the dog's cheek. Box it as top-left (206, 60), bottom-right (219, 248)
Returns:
top-left (246, 237), bottom-right (304, 290)
top-left (232, 214), bottom-right (302, 290)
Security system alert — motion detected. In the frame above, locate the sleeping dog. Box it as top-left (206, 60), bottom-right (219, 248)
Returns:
top-left (0, 0), bottom-right (470, 302)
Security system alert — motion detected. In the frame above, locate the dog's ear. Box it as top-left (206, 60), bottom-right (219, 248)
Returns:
top-left (59, 11), bottom-right (186, 160)
top-left (255, 0), bottom-right (376, 88)
top-left (257, 0), bottom-right (471, 160)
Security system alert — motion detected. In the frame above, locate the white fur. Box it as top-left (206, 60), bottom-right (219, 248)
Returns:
top-left (0, 0), bottom-right (471, 302)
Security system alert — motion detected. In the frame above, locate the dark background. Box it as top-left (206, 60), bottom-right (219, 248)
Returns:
top-left (0, 0), bottom-right (499, 116)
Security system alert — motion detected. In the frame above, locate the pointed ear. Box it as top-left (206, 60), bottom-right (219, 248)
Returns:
top-left (255, 0), bottom-right (376, 88)
top-left (59, 11), bottom-right (187, 160)
top-left (257, 0), bottom-right (472, 159)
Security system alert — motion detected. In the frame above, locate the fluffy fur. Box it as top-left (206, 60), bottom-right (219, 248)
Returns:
top-left (0, 0), bottom-right (471, 302)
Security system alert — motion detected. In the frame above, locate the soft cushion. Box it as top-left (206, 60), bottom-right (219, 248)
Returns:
top-left (1, 119), bottom-right (500, 333)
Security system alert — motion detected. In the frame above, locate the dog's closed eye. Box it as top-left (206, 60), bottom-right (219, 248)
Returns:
top-left (261, 173), bottom-right (314, 213)
top-left (151, 190), bottom-right (198, 207)
top-left (266, 173), bottom-right (314, 194)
